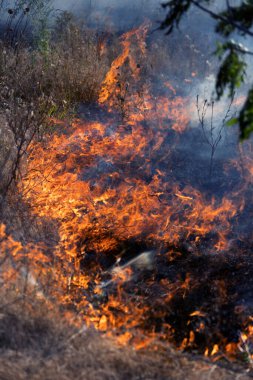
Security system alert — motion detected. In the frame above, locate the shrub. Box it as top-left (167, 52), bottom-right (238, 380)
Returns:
top-left (0, 14), bottom-right (109, 199)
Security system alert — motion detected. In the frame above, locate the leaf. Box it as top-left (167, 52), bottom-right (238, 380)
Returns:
top-left (160, 0), bottom-right (192, 34)
top-left (216, 1), bottom-right (253, 37)
top-left (239, 88), bottom-right (253, 140)
top-left (216, 47), bottom-right (246, 99)
top-left (226, 117), bottom-right (238, 127)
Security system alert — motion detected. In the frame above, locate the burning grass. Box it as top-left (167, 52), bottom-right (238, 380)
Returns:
top-left (1, 13), bottom-right (253, 378)
top-left (4, 22), bottom-right (249, 363)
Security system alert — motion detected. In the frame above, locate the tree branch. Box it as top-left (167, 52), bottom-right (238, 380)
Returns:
top-left (191, 0), bottom-right (253, 37)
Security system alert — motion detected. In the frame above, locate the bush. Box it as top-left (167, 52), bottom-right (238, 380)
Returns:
top-left (0, 14), bottom-right (109, 199)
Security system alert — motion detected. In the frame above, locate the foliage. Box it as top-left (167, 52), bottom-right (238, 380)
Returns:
top-left (215, 41), bottom-right (246, 99)
top-left (161, 0), bottom-right (253, 139)
top-left (239, 88), bottom-right (253, 139)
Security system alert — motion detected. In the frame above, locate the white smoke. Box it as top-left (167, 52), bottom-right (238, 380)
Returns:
top-left (52, 0), bottom-right (163, 30)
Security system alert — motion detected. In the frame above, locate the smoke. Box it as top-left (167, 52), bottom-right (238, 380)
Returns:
top-left (52, 0), bottom-right (164, 30)
top-left (53, 0), bottom-right (161, 13)
top-left (50, 0), bottom-right (226, 32)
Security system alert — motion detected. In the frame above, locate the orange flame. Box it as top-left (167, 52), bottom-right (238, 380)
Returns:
top-left (1, 23), bottom-right (246, 356)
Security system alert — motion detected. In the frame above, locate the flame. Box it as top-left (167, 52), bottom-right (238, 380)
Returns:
top-left (1, 22), bottom-right (249, 358)
top-left (210, 344), bottom-right (219, 356)
top-left (99, 22), bottom-right (150, 105)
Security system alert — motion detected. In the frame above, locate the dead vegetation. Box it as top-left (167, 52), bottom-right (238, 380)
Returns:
top-left (0, 291), bottom-right (251, 380)
top-left (0, 11), bottom-right (109, 201)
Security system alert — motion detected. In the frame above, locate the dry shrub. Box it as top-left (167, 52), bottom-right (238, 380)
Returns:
top-left (0, 115), bottom-right (15, 195)
top-left (0, 19), bottom-right (108, 112)
top-left (48, 13), bottom-right (109, 106)
top-left (0, 95), bottom-right (49, 198)
top-left (0, 16), bottom-right (109, 200)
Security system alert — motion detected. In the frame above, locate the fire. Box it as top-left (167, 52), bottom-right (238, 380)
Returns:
top-left (22, 130), bottom-right (236, 257)
top-left (99, 22), bottom-right (150, 105)
top-left (2, 22), bottom-right (251, 360)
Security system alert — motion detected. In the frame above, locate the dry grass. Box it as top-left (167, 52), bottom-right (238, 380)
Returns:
top-left (0, 19), bottom-right (108, 112)
top-left (48, 14), bottom-right (109, 106)
top-left (0, 15), bottom-right (109, 199)
top-left (0, 292), bottom-right (251, 380)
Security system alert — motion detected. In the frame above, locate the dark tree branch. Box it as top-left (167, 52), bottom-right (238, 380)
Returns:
top-left (191, 0), bottom-right (253, 37)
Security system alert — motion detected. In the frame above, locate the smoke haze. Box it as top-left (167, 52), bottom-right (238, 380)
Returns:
top-left (52, 0), bottom-right (163, 30)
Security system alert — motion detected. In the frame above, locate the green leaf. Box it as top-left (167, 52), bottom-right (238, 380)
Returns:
top-left (239, 88), bottom-right (253, 140)
top-left (216, 47), bottom-right (246, 99)
top-left (226, 117), bottom-right (238, 127)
